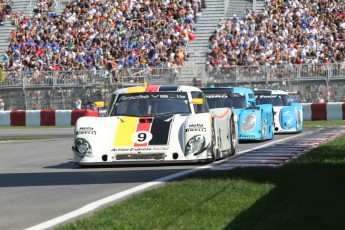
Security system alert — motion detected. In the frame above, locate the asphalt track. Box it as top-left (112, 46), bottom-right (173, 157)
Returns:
top-left (0, 127), bottom-right (326, 230)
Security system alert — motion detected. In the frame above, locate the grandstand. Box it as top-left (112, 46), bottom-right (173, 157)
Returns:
top-left (1, 0), bottom-right (345, 110)
top-left (181, 0), bottom-right (265, 80)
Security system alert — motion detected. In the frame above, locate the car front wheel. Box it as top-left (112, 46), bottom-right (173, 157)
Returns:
top-left (229, 117), bottom-right (237, 156)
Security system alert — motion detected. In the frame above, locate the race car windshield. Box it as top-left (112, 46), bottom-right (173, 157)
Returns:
top-left (205, 93), bottom-right (247, 109)
top-left (256, 94), bottom-right (289, 106)
top-left (110, 92), bottom-right (191, 116)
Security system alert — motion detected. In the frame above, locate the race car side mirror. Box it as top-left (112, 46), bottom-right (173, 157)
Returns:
top-left (248, 98), bottom-right (256, 106)
top-left (93, 101), bottom-right (105, 108)
top-left (287, 98), bottom-right (293, 106)
top-left (93, 101), bottom-right (105, 117)
top-left (191, 98), bottom-right (203, 104)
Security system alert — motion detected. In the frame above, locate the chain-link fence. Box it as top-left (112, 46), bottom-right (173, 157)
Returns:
top-left (1, 63), bottom-right (345, 110)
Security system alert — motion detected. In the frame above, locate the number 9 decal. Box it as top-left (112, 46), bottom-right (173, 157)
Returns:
top-left (131, 131), bottom-right (153, 144)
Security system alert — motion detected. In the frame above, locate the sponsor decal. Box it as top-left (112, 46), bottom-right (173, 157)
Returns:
top-left (118, 95), bottom-right (149, 101)
top-left (186, 124), bottom-right (207, 132)
top-left (256, 95), bottom-right (275, 98)
top-left (189, 124), bottom-right (204, 127)
top-left (111, 146), bottom-right (169, 152)
top-left (205, 94), bottom-right (228, 98)
top-left (117, 92), bottom-right (187, 102)
top-left (283, 111), bottom-right (291, 116)
top-left (76, 127), bottom-right (96, 135)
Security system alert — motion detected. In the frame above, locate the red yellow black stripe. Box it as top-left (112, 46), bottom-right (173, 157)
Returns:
top-left (134, 118), bottom-right (152, 147)
top-left (149, 114), bottom-right (174, 145)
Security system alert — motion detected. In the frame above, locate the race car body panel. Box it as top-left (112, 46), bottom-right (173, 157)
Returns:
top-left (254, 90), bottom-right (303, 133)
top-left (72, 83), bottom-right (237, 165)
top-left (201, 87), bottom-right (273, 141)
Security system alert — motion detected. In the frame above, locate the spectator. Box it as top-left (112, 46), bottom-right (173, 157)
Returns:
top-left (207, 0), bottom-right (345, 70)
top-left (74, 97), bottom-right (82, 110)
top-left (0, 98), bottom-right (4, 110)
top-left (2, 0), bottom-right (198, 73)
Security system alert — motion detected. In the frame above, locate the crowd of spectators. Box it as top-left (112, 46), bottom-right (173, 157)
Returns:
top-left (0, 0), bottom-right (12, 25)
top-left (207, 0), bottom-right (345, 70)
top-left (5, 0), bottom-right (345, 80)
top-left (1, 0), bottom-right (203, 80)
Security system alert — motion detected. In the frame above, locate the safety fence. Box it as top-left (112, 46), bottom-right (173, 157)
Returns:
top-left (302, 103), bottom-right (345, 121)
top-left (0, 109), bottom-right (98, 126)
top-left (1, 63), bottom-right (345, 110)
top-left (1, 63), bottom-right (345, 89)
top-left (206, 63), bottom-right (345, 84)
top-left (0, 67), bottom-right (180, 89)
top-left (1, 102), bottom-right (344, 126)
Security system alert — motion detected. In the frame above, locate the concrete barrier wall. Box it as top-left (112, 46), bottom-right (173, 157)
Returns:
top-left (1, 103), bottom-right (345, 126)
top-left (301, 103), bottom-right (345, 121)
top-left (0, 110), bottom-right (99, 126)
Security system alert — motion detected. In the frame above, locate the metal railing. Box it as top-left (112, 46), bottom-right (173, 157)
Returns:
top-left (206, 63), bottom-right (345, 84)
top-left (1, 63), bottom-right (345, 110)
top-left (0, 67), bottom-right (182, 89)
top-left (1, 63), bottom-right (345, 89)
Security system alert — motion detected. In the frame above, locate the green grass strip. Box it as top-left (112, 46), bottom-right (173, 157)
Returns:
top-left (57, 133), bottom-right (345, 230)
top-left (303, 120), bottom-right (345, 127)
top-left (0, 136), bottom-right (52, 141)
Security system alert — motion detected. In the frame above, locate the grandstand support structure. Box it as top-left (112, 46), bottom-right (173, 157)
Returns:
top-left (181, 0), bottom-right (266, 82)
top-left (0, 0), bottom-right (37, 58)
top-left (225, 0), bottom-right (266, 18)
top-left (0, 21), bottom-right (16, 58)
top-left (181, 0), bottom-right (226, 81)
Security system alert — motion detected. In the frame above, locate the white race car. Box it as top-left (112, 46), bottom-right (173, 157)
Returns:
top-left (254, 90), bottom-right (303, 133)
top-left (72, 83), bottom-right (237, 166)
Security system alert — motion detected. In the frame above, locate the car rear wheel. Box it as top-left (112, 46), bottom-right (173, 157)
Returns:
top-left (211, 123), bottom-right (219, 162)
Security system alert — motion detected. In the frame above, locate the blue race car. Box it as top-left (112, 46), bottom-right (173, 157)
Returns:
top-left (254, 90), bottom-right (303, 133)
top-left (201, 87), bottom-right (274, 141)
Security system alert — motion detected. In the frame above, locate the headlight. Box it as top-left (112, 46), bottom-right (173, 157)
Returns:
top-left (75, 138), bottom-right (92, 157)
top-left (185, 135), bottom-right (205, 156)
top-left (240, 114), bottom-right (256, 132)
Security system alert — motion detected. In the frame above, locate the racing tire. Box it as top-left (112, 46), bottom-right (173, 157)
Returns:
top-left (229, 116), bottom-right (237, 156)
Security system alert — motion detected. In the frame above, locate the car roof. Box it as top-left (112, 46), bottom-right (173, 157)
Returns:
top-left (200, 87), bottom-right (234, 94)
top-left (232, 87), bottom-right (254, 95)
top-left (114, 83), bottom-right (202, 94)
top-left (201, 86), bottom-right (253, 95)
top-left (254, 89), bottom-right (288, 95)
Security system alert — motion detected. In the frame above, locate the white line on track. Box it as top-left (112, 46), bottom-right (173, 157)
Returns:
top-left (24, 131), bottom-right (315, 230)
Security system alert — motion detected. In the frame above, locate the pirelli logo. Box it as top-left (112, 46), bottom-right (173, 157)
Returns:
top-left (185, 124), bottom-right (207, 132)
